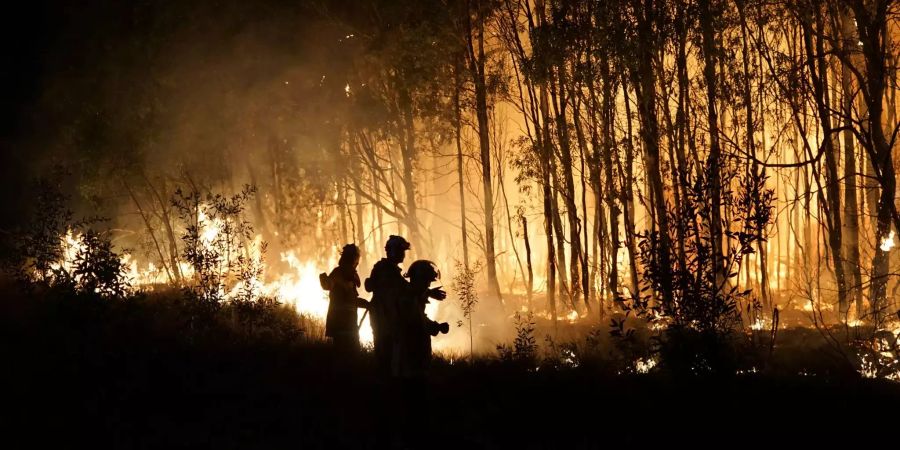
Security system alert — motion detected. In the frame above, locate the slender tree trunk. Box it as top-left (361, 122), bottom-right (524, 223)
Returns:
top-left (143, 175), bottom-right (182, 282)
top-left (659, 2), bottom-right (692, 277)
top-left (632, 16), bottom-right (674, 305)
top-left (542, 134), bottom-right (558, 324)
top-left (538, 84), bottom-right (558, 324)
top-left (552, 64), bottom-right (585, 311)
top-left (370, 162), bottom-right (384, 249)
top-left (839, 8), bottom-right (863, 319)
top-left (737, 0), bottom-right (762, 307)
top-left (572, 94), bottom-right (593, 310)
top-left (499, 151), bottom-right (529, 299)
top-left (752, 7), bottom-right (771, 309)
top-left (850, 1), bottom-right (895, 324)
top-left (541, 83), bottom-right (572, 305)
top-left (699, 0), bottom-right (725, 286)
top-left (522, 213), bottom-right (534, 310)
top-left (454, 55), bottom-right (470, 269)
top-left (550, 174), bottom-right (573, 306)
top-left (586, 76), bottom-right (611, 312)
top-left (338, 181), bottom-right (349, 244)
top-left (600, 62), bottom-right (620, 303)
top-left (621, 81), bottom-right (641, 297)
top-left (397, 96), bottom-right (423, 251)
top-left (800, 3), bottom-right (848, 318)
top-left (465, 0), bottom-right (502, 302)
top-left (354, 181), bottom-right (367, 270)
top-left (123, 179), bottom-right (173, 283)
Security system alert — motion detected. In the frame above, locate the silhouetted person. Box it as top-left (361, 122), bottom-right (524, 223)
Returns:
top-left (394, 260), bottom-right (449, 379)
top-left (320, 244), bottom-right (370, 354)
top-left (392, 260), bottom-right (449, 448)
top-left (364, 235), bottom-right (446, 376)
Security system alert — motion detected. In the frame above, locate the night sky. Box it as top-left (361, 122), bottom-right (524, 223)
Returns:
top-left (1, 1), bottom-right (52, 225)
top-left (0, 0), bottom-right (330, 231)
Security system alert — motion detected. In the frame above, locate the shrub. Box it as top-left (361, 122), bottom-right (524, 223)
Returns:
top-left (614, 164), bottom-right (774, 375)
top-left (498, 312), bottom-right (537, 367)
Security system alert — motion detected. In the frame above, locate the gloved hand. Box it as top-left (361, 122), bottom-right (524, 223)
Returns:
top-left (428, 287), bottom-right (447, 301)
top-left (319, 273), bottom-right (331, 290)
top-left (438, 322), bottom-right (450, 334)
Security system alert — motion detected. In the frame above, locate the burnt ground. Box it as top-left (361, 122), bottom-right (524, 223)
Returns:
top-left (2, 287), bottom-right (898, 449)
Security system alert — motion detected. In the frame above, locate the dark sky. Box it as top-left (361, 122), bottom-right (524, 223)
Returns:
top-left (1, 1), bottom-right (56, 227)
top-left (0, 0), bottom-right (334, 231)
top-left (0, 0), bottom-right (399, 236)
top-left (1, 2), bottom-right (49, 134)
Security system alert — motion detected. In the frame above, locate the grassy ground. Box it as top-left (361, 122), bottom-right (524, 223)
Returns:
top-left (2, 283), bottom-right (899, 449)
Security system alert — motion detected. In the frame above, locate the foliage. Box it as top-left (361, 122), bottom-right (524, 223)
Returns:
top-left (452, 261), bottom-right (481, 322)
top-left (71, 229), bottom-right (132, 298)
top-left (614, 164), bottom-right (775, 374)
top-left (452, 261), bottom-right (482, 359)
top-left (5, 173), bottom-right (131, 299)
top-left (7, 174), bottom-right (73, 285)
top-left (171, 184), bottom-right (260, 305)
top-left (497, 312), bottom-right (537, 366)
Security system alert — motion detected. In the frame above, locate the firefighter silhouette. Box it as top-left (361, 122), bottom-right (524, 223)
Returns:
top-left (319, 244), bottom-right (370, 353)
top-left (393, 260), bottom-right (449, 378)
top-left (364, 235), bottom-right (446, 376)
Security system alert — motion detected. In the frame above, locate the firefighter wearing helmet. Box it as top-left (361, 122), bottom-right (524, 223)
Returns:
top-left (364, 235), bottom-right (446, 376)
top-left (394, 260), bottom-right (450, 378)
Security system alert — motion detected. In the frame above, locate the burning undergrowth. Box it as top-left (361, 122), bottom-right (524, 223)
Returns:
top-left (3, 174), bottom-right (899, 383)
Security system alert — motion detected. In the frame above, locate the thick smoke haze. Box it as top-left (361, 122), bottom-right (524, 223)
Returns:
top-left (1, 0), bottom-right (521, 352)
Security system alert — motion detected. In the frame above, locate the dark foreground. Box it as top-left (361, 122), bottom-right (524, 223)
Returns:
top-left (2, 289), bottom-right (899, 449)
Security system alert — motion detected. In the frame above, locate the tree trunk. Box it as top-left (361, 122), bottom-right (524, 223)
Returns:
top-left (522, 213), bottom-right (534, 310)
top-left (800, 3), bottom-right (847, 318)
top-left (397, 96), bottom-right (423, 251)
top-left (466, 0), bottom-right (502, 303)
top-left (542, 132), bottom-right (558, 324)
top-left (454, 55), bottom-right (470, 269)
top-left (621, 81), bottom-right (641, 297)
top-left (849, 0), bottom-right (895, 324)
top-left (601, 62), bottom-right (621, 304)
top-left (143, 175), bottom-right (182, 282)
top-left (632, 17), bottom-right (674, 305)
top-left (551, 64), bottom-right (585, 311)
top-left (699, 0), bottom-right (724, 286)
top-left (354, 181), bottom-right (367, 270)
top-left (737, 0), bottom-right (764, 306)
top-left (123, 179), bottom-right (173, 284)
top-left (572, 93), bottom-right (593, 310)
top-left (839, 8), bottom-right (863, 319)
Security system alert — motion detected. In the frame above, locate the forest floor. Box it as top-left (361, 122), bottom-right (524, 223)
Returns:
top-left (2, 285), bottom-right (899, 449)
